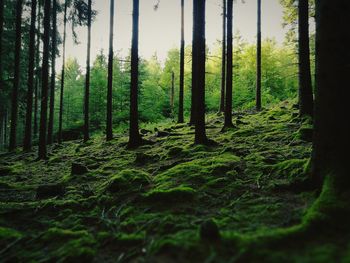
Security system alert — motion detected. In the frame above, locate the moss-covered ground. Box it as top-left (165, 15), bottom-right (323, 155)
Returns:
top-left (0, 101), bottom-right (348, 262)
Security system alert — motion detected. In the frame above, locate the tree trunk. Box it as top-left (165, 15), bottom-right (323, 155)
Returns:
top-left (256, 0), bottom-right (262, 111)
top-left (128, 0), bottom-right (142, 148)
top-left (34, 1), bottom-right (41, 138)
top-left (23, 0), bottom-right (37, 151)
top-left (9, 0), bottom-right (23, 151)
top-left (48, 0), bottom-right (57, 145)
top-left (192, 0), bottom-right (207, 144)
top-left (171, 71), bottom-right (175, 115)
top-left (58, 0), bottom-right (67, 144)
top-left (84, 0), bottom-right (92, 142)
top-left (311, 0), bottom-right (350, 189)
top-left (0, 0), bottom-right (4, 95)
top-left (223, 0), bottom-right (234, 128)
top-left (178, 0), bottom-right (185, 123)
top-left (219, 0), bottom-right (226, 113)
top-left (106, 0), bottom-right (114, 141)
top-left (298, 0), bottom-right (314, 117)
top-left (38, 0), bottom-right (51, 159)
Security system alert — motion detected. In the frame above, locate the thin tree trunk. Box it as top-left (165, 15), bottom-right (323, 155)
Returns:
top-left (106, 0), bottom-right (114, 141)
top-left (192, 0), bottom-right (207, 144)
top-left (128, 0), bottom-right (142, 148)
top-left (223, 0), bottom-right (234, 129)
top-left (9, 0), bottom-right (23, 151)
top-left (34, 1), bottom-right (41, 138)
top-left (256, 0), bottom-right (262, 111)
top-left (48, 0), bottom-right (57, 145)
top-left (58, 0), bottom-right (67, 144)
top-left (0, 0), bottom-right (4, 95)
top-left (178, 0), bottom-right (185, 123)
top-left (171, 71), bottom-right (175, 115)
top-left (23, 0), bottom-right (37, 151)
top-left (38, 0), bottom-right (51, 159)
top-left (298, 0), bottom-right (314, 117)
top-left (311, 0), bottom-right (350, 189)
top-left (84, 0), bottom-right (92, 142)
top-left (219, 0), bottom-right (226, 113)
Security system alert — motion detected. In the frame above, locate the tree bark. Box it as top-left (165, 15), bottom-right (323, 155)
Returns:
top-left (311, 0), bottom-right (350, 189)
top-left (219, 0), bottom-right (226, 113)
top-left (298, 0), bottom-right (314, 117)
top-left (0, 0), bottom-right (4, 95)
top-left (23, 0), bottom-right (37, 151)
top-left (38, 0), bottom-right (51, 159)
top-left (256, 0), bottom-right (262, 111)
top-left (34, 1), bottom-right (41, 138)
top-left (223, 0), bottom-right (234, 128)
top-left (171, 71), bottom-right (175, 115)
top-left (9, 0), bottom-right (23, 151)
top-left (192, 0), bottom-right (207, 144)
top-left (106, 0), bottom-right (114, 141)
top-left (128, 0), bottom-right (142, 148)
top-left (58, 0), bottom-right (68, 144)
top-left (84, 0), bottom-right (92, 142)
top-left (48, 0), bottom-right (57, 145)
top-left (178, 0), bottom-right (185, 123)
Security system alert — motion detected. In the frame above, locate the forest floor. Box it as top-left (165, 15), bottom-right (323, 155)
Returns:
top-left (0, 101), bottom-right (347, 262)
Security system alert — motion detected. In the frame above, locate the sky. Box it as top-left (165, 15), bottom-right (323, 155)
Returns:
top-left (58, 0), bottom-right (287, 70)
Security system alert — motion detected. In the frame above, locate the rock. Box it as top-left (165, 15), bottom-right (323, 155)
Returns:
top-left (71, 162), bottom-right (88, 175)
top-left (200, 220), bottom-right (220, 242)
top-left (36, 184), bottom-right (65, 199)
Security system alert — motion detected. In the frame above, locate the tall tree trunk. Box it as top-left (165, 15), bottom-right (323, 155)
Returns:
top-left (23, 0), bottom-right (37, 151)
top-left (34, 1), bottom-right (41, 138)
top-left (311, 0), bottom-right (350, 189)
top-left (9, 0), bottom-right (23, 151)
top-left (106, 0), bottom-right (114, 141)
top-left (128, 0), bottom-right (142, 148)
top-left (223, 0), bottom-right (234, 129)
top-left (47, 0), bottom-right (57, 145)
top-left (219, 0), bottom-right (226, 113)
top-left (298, 0), bottom-right (314, 117)
top-left (256, 0), bottom-right (262, 111)
top-left (192, 0), bottom-right (207, 144)
top-left (84, 0), bottom-right (92, 142)
top-left (171, 71), bottom-right (175, 115)
top-left (38, 0), bottom-right (51, 159)
top-left (58, 0), bottom-right (67, 144)
top-left (0, 0), bottom-right (4, 94)
top-left (178, 0), bottom-right (185, 123)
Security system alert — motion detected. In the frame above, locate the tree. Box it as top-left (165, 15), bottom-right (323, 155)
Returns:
top-left (33, 1), bottom-right (42, 138)
top-left (178, 0), bottom-right (185, 123)
top-left (84, 0), bottom-right (92, 142)
top-left (311, 0), bottom-right (349, 190)
top-left (192, 0), bottom-right (208, 144)
top-left (223, 0), bottom-right (234, 129)
top-left (256, 0), bottom-right (262, 111)
top-left (38, 0), bottom-right (51, 159)
top-left (128, 0), bottom-right (142, 148)
top-left (58, 0), bottom-right (68, 144)
top-left (48, 0), bottom-right (58, 145)
top-left (219, 0), bottom-right (226, 113)
top-left (106, 0), bottom-right (114, 141)
top-left (298, 0), bottom-right (314, 117)
top-left (0, 0), bottom-right (4, 93)
top-left (9, 0), bottom-right (23, 151)
top-left (23, 0), bottom-right (38, 151)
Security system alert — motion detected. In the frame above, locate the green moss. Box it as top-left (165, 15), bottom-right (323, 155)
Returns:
top-left (144, 186), bottom-right (196, 203)
top-left (103, 169), bottom-right (151, 193)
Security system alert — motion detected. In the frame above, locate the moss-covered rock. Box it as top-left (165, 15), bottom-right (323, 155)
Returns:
top-left (103, 169), bottom-right (151, 193)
